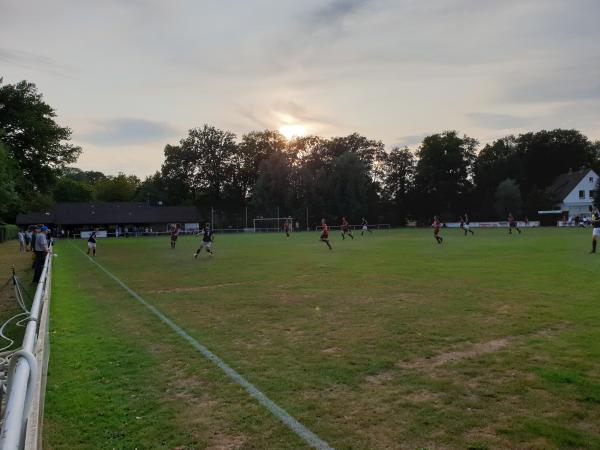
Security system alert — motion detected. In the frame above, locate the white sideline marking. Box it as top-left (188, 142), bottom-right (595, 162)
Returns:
top-left (72, 246), bottom-right (333, 450)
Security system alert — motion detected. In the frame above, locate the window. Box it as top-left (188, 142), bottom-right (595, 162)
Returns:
top-left (591, 190), bottom-right (596, 199)
top-left (590, 177), bottom-right (594, 183)
top-left (579, 190), bottom-right (585, 199)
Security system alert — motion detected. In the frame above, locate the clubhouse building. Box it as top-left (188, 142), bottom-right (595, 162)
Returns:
top-left (548, 168), bottom-right (598, 219)
top-left (16, 202), bottom-right (202, 235)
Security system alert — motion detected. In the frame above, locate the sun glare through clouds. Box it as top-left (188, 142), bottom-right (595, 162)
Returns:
top-left (279, 124), bottom-right (306, 140)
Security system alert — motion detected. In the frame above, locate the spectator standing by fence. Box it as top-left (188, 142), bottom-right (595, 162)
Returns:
top-left (33, 226), bottom-right (50, 283)
top-left (24, 228), bottom-right (32, 251)
top-left (17, 230), bottom-right (25, 252)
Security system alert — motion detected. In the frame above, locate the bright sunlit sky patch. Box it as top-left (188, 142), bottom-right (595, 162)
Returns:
top-left (279, 124), bottom-right (307, 140)
top-left (1, 0), bottom-right (599, 176)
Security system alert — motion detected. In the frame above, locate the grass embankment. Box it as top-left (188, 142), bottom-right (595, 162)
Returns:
top-left (0, 241), bottom-right (34, 351)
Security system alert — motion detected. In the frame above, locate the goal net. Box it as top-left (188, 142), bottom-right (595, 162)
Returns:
top-left (253, 217), bottom-right (294, 232)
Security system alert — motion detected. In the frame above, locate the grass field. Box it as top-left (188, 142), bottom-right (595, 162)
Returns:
top-left (42, 228), bottom-right (600, 449)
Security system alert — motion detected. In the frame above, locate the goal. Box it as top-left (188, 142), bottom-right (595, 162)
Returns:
top-left (253, 217), bottom-right (294, 232)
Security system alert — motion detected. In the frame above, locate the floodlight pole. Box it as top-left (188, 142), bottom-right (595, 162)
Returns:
top-left (306, 207), bottom-right (309, 231)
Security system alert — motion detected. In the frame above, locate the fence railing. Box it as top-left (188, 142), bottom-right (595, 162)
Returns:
top-left (0, 252), bottom-right (52, 450)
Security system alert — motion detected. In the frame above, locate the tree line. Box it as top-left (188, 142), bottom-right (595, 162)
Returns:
top-left (1, 78), bottom-right (600, 227)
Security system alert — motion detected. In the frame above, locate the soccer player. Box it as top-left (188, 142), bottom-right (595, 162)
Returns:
top-left (87, 230), bottom-right (97, 256)
top-left (432, 216), bottom-right (443, 244)
top-left (508, 212), bottom-right (521, 234)
top-left (463, 213), bottom-right (475, 235)
top-left (170, 224), bottom-right (180, 249)
top-left (590, 208), bottom-right (600, 254)
top-left (459, 215), bottom-right (465, 232)
top-left (283, 219), bottom-right (290, 238)
top-left (361, 217), bottom-right (372, 236)
top-left (320, 218), bottom-right (332, 250)
top-left (194, 223), bottom-right (214, 258)
top-left (340, 216), bottom-right (354, 240)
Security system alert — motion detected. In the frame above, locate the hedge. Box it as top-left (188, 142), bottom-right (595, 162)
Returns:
top-left (0, 224), bottom-right (18, 243)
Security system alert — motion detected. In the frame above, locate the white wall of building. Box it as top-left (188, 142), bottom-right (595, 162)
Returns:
top-left (560, 170), bottom-right (598, 217)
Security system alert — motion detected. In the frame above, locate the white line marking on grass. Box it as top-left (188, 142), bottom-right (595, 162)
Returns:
top-left (72, 245), bottom-right (334, 450)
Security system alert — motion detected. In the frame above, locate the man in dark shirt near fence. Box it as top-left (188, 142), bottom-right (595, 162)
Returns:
top-left (33, 226), bottom-right (50, 283)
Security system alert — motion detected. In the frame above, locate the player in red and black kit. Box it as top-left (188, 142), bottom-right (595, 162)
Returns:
top-left (432, 216), bottom-right (443, 244)
top-left (320, 218), bottom-right (332, 250)
top-left (283, 219), bottom-right (290, 238)
top-left (170, 224), bottom-right (180, 249)
top-left (508, 212), bottom-right (521, 234)
top-left (340, 216), bottom-right (354, 240)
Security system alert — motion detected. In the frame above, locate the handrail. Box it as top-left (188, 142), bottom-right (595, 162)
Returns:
top-left (0, 253), bottom-right (51, 450)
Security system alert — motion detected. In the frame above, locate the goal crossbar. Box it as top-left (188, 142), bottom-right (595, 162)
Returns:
top-left (253, 217), bottom-right (294, 232)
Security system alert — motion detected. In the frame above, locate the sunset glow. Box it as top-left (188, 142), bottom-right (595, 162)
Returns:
top-left (279, 124), bottom-right (306, 140)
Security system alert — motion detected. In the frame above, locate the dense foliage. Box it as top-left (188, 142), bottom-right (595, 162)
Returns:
top-left (1, 78), bottom-right (600, 226)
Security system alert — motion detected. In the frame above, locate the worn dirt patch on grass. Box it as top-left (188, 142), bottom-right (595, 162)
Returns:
top-left (321, 346), bottom-right (343, 353)
top-left (397, 325), bottom-right (567, 371)
top-left (364, 370), bottom-right (395, 384)
top-left (399, 337), bottom-right (511, 370)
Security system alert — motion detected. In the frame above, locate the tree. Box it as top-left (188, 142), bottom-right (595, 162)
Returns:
top-left (236, 130), bottom-right (288, 204)
top-left (253, 152), bottom-right (292, 214)
top-left (516, 129), bottom-right (595, 194)
top-left (329, 152), bottom-right (370, 219)
top-left (524, 187), bottom-right (556, 218)
top-left (413, 131), bottom-right (478, 218)
top-left (161, 125), bottom-right (238, 205)
top-left (160, 144), bottom-right (197, 204)
top-left (26, 192), bottom-right (55, 213)
top-left (63, 167), bottom-right (107, 184)
top-left (325, 133), bottom-right (387, 178)
top-left (94, 173), bottom-right (140, 202)
top-left (134, 172), bottom-right (168, 205)
top-left (494, 178), bottom-right (522, 218)
top-left (382, 146), bottom-right (415, 202)
top-left (0, 143), bottom-right (20, 220)
top-left (473, 137), bottom-right (523, 197)
top-left (53, 177), bottom-right (93, 202)
top-left (0, 79), bottom-right (81, 190)
top-left (380, 147), bottom-right (415, 223)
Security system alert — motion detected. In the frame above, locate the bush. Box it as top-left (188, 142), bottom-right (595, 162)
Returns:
top-left (0, 224), bottom-right (18, 243)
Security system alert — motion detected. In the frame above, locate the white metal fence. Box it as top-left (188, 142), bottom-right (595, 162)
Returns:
top-left (0, 252), bottom-right (52, 450)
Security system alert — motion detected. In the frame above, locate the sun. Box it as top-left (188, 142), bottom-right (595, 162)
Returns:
top-left (279, 124), bottom-right (306, 140)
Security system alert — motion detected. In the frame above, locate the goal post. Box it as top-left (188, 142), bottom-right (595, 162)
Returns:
top-left (253, 217), bottom-right (294, 232)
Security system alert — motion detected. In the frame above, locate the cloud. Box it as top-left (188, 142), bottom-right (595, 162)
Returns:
top-left (0, 47), bottom-right (75, 77)
top-left (508, 78), bottom-right (600, 104)
top-left (79, 118), bottom-right (179, 146)
top-left (394, 134), bottom-right (429, 148)
top-left (305, 0), bottom-right (375, 29)
top-left (467, 112), bottom-right (533, 130)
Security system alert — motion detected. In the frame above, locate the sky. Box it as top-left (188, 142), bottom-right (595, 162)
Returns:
top-left (1, 0), bottom-right (599, 177)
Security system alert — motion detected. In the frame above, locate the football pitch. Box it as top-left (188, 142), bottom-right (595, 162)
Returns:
top-left (44, 228), bottom-right (600, 449)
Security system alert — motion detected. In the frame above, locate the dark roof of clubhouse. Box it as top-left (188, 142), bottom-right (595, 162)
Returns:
top-left (16, 202), bottom-right (202, 225)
